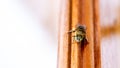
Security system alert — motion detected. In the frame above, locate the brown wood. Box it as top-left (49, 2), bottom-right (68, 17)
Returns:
top-left (81, 0), bottom-right (95, 68)
top-left (71, 0), bottom-right (94, 68)
top-left (58, 0), bottom-right (101, 68)
top-left (93, 0), bottom-right (101, 68)
top-left (57, 0), bottom-right (71, 68)
top-left (71, 0), bottom-right (82, 68)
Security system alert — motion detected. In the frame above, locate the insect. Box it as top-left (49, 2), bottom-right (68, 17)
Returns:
top-left (68, 24), bottom-right (88, 44)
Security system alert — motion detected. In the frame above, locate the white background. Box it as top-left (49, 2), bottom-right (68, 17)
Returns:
top-left (0, 0), bottom-right (59, 68)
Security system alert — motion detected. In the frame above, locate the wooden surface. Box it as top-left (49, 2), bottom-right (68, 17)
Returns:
top-left (57, 0), bottom-right (71, 68)
top-left (71, 0), bottom-right (82, 68)
top-left (57, 0), bottom-right (101, 68)
top-left (81, 0), bottom-right (96, 67)
top-left (93, 0), bottom-right (101, 68)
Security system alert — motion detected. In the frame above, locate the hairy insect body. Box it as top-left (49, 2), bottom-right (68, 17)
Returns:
top-left (69, 24), bottom-right (87, 43)
top-left (74, 30), bottom-right (86, 42)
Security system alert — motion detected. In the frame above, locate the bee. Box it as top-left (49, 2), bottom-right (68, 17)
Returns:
top-left (69, 24), bottom-right (88, 44)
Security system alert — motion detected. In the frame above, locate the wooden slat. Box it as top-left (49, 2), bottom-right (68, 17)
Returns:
top-left (81, 0), bottom-right (95, 68)
top-left (71, 0), bottom-right (94, 68)
top-left (58, 0), bottom-right (101, 68)
top-left (71, 0), bottom-right (82, 68)
top-left (57, 0), bottom-right (71, 68)
top-left (93, 0), bottom-right (101, 68)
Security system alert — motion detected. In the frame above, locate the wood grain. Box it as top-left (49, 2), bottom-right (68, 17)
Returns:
top-left (58, 0), bottom-right (101, 68)
top-left (71, 0), bottom-right (94, 68)
top-left (57, 0), bottom-right (71, 68)
top-left (81, 0), bottom-right (95, 68)
top-left (93, 0), bottom-right (101, 68)
top-left (71, 0), bottom-right (82, 68)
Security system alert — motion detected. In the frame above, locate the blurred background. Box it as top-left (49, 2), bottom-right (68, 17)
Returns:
top-left (0, 0), bottom-right (120, 68)
top-left (0, 0), bottom-right (60, 68)
top-left (100, 0), bottom-right (120, 68)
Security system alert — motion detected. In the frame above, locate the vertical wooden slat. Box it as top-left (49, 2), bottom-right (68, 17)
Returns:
top-left (71, 0), bottom-right (82, 68)
top-left (58, 0), bottom-right (101, 68)
top-left (71, 0), bottom-right (94, 68)
top-left (57, 0), bottom-right (71, 68)
top-left (93, 0), bottom-right (101, 68)
top-left (81, 0), bottom-right (94, 68)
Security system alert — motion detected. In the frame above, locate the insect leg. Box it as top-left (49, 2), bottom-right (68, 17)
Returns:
top-left (68, 30), bottom-right (76, 33)
top-left (72, 35), bottom-right (76, 44)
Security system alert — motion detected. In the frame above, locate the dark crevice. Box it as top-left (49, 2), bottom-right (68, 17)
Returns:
top-left (68, 0), bottom-right (72, 68)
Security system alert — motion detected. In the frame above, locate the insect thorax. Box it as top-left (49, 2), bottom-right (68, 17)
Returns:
top-left (74, 31), bottom-right (85, 42)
